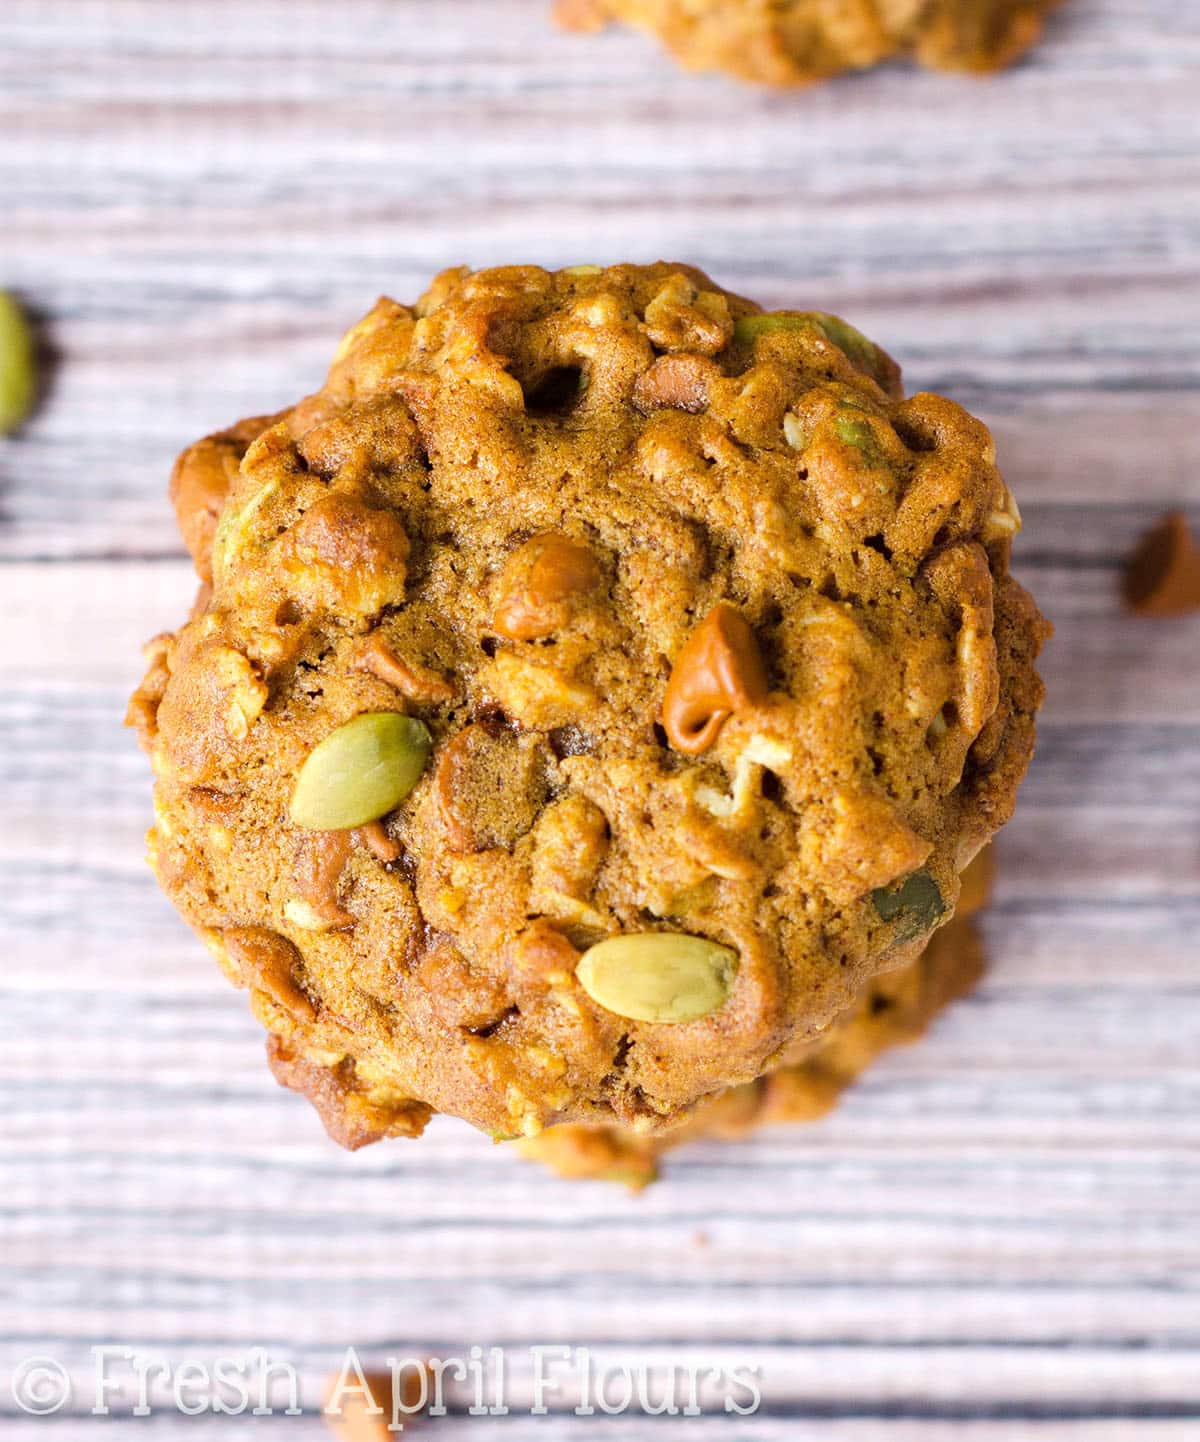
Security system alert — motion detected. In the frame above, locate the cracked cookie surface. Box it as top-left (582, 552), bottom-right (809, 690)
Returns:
top-left (555, 0), bottom-right (1062, 87)
top-left (129, 262), bottom-right (1047, 1146)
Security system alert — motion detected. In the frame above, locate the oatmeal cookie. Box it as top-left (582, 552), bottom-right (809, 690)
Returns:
top-left (128, 262), bottom-right (1048, 1148)
top-left (520, 848), bottom-right (992, 1185)
top-left (555, 0), bottom-right (1061, 86)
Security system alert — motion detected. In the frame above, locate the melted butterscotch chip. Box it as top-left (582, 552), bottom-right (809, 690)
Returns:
top-left (130, 263), bottom-right (1047, 1148)
top-left (355, 819), bottom-right (403, 864)
top-left (292, 829), bottom-right (356, 931)
top-left (434, 723), bottom-right (549, 852)
top-left (125, 633), bottom-right (174, 749)
top-left (357, 630), bottom-right (457, 702)
top-left (633, 352), bottom-right (723, 414)
top-left (266, 1036), bottom-right (432, 1150)
top-left (221, 928), bottom-right (316, 1021)
top-left (661, 601), bottom-right (769, 753)
top-left (413, 939), bottom-right (515, 1033)
top-left (555, 0), bottom-right (1062, 87)
top-left (280, 491), bottom-right (411, 617)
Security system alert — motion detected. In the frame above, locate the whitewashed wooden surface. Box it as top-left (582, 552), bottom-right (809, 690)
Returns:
top-left (3, 0), bottom-right (1200, 1435)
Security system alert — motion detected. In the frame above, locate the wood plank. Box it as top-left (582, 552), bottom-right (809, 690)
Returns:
top-left (4, 1419), bottom-right (1199, 1441)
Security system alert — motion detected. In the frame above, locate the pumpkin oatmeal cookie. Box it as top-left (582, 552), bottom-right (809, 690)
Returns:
top-left (520, 848), bottom-right (993, 1185)
top-left (128, 262), bottom-right (1048, 1151)
top-left (554, 0), bottom-right (1061, 87)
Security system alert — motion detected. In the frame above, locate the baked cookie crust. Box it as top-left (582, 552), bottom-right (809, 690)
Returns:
top-left (129, 263), bottom-right (1047, 1147)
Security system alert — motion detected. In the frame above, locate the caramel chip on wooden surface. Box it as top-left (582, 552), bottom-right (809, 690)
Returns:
top-left (323, 1364), bottom-right (431, 1441)
top-left (1124, 511), bottom-right (1200, 618)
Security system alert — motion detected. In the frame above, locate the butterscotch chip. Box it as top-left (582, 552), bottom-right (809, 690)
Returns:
top-left (130, 263), bottom-right (1047, 1149)
top-left (433, 723), bottom-right (549, 851)
top-left (292, 829), bottom-right (356, 931)
top-left (1124, 511), bottom-right (1200, 618)
top-left (281, 491), bottom-right (411, 617)
top-left (268, 1038), bottom-right (432, 1149)
top-left (323, 1364), bottom-right (430, 1441)
top-left (633, 352), bottom-right (723, 414)
top-left (661, 602), bottom-right (769, 754)
top-left (492, 532), bottom-right (605, 640)
top-left (556, 0), bottom-right (1063, 87)
top-left (355, 819), bottom-right (403, 864)
top-left (358, 631), bottom-right (457, 703)
top-left (220, 927), bottom-right (315, 1021)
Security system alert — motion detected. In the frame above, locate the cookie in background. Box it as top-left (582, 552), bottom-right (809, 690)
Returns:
top-left (554, 0), bottom-right (1063, 87)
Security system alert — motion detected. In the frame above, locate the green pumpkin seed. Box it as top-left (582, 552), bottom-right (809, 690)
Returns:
top-left (0, 292), bottom-right (37, 435)
top-left (871, 868), bottom-right (946, 941)
top-left (733, 312), bottom-right (813, 344)
top-left (289, 712), bottom-right (431, 830)
top-left (807, 312), bottom-right (879, 370)
top-left (734, 309), bottom-right (892, 392)
top-left (212, 475), bottom-right (280, 577)
top-left (833, 413), bottom-right (877, 451)
top-left (576, 932), bottom-right (737, 1024)
top-left (734, 310), bottom-right (875, 357)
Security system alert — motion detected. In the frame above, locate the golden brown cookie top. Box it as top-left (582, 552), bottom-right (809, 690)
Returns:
top-left (134, 262), bottom-right (1047, 1141)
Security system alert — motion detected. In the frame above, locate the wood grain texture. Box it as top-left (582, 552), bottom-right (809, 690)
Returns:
top-left (2, 0), bottom-right (1199, 1434)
